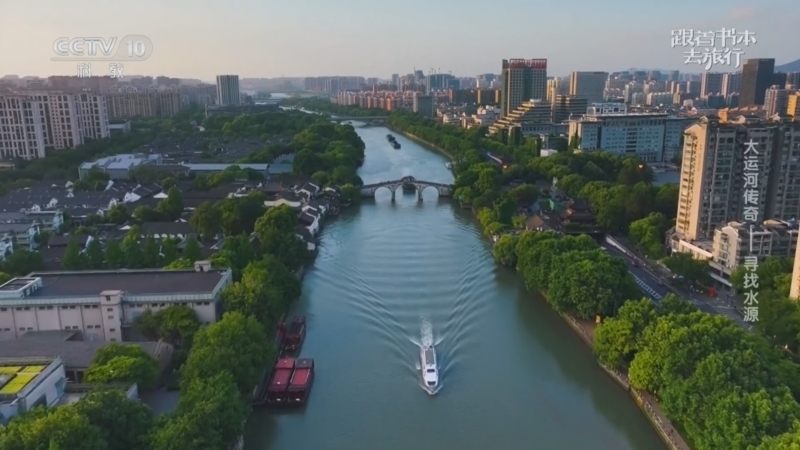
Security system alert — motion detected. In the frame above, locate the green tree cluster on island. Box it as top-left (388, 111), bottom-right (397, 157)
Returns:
top-left (594, 297), bottom-right (800, 450)
top-left (291, 122), bottom-right (366, 187)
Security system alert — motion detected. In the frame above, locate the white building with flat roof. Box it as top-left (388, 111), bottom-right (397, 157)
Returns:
top-left (0, 261), bottom-right (232, 342)
top-left (568, 103), bottom-right (696, 162)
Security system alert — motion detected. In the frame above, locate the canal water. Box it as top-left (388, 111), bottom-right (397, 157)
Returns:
top-left (244, 124), bottom-right (667, 450)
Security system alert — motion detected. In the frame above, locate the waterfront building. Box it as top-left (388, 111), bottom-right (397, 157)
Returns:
top-left (0, 262), bottom-right (232, 342)
top-left (413, 94), bottom-right (435, 117)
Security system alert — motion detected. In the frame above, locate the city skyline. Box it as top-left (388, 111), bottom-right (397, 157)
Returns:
top-left (1, 0), bottom-right (798, 79)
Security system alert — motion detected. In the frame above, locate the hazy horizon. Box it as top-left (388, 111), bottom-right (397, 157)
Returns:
top-left (2, 0), bottom-right (797, 80)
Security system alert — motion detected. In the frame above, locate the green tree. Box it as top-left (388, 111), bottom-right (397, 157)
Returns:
top-left (593, 298), bottom-right (657, 368)
top-left (149, 373), bottom-right (248, 450)
top-left (107, 204), bottom-right (130, 225)
top-left (662, 252), bottom-right (711, 286)
top-left (506, 183), bottom-right (539, 207)
top-left (122, 235), bottom-right (145, 269)
top-left (182, 237), bottom-right (203, 262)
top-left (161, 238), bottom-right (179, 266)
top-left (190, 202), bottom-right (222, 240)
top-left (132, 205), bottom-right (161, 222)
top-left (73, 389), bottom-right (154, 450)
top-left (492, 234), bottom-right (518, 267)
top-left (134, 306), bottom-right (200, 347)
top-left (143, 236), bottom-right (161, 268)
top-left (0, 406), bottom-right (108, 450)
top-left (256, 228), bottom-right (307, 269)
top-left (85, 237), bottom-right (105, 269)
top-left (85, 354), bottom-right (159, 389)
top-left (492, 196), bottom-right (517, 225)
top-left (157, 186), bottom-right (185, 220)
top-left (255, 204), bottom-right (297, 234)
top-left (164, 258), bottom-right (193, 269)
top-left (104, 238), bottom-right (125, 269)
top-left (62, 235), bottom-right (87, 270)
top-left (0, 249), bottom-right (45, 276)
top-left (181, 312), bottom-right (271, 395)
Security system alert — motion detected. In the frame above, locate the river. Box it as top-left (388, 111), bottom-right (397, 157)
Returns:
top-left (244, 123), bottom-right (668, 450)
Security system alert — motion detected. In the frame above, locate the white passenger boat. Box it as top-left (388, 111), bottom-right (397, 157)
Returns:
top-left (420, 345), bottom-right (439, 389)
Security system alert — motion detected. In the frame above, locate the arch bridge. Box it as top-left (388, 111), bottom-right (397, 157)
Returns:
top-left (360, 176), bottom-right (454, 201)
top-left (337, 117), bottom-right (389, 127)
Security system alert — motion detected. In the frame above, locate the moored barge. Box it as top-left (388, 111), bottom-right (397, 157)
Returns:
top-left (283, 316), bottom-right (306, 353)
top-left (266, 358), bottom-right (295, 405)
top-left (287, 358), bottom-right (315, 404)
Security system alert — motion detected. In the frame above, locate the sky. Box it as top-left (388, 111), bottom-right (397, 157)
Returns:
top-left (1, 0), bottom-right (798, 81)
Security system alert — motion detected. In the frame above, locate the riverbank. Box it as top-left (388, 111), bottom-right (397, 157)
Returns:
top-left (561, 314), bottom-right (690, 450)
top-left (400, 131), bottom-right (692, 450)
top-left (387, 126), bottom-right (455, 162)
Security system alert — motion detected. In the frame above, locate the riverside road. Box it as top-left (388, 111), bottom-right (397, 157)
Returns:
top-left (244, 121), bottom-right (667, 450)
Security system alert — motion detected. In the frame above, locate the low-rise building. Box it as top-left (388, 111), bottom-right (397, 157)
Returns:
top-left (0, 261), bottom-right (232, 342)
top-left (0, 210), bottom-right (64, 233)
top-left (0, 357), bottom-right (68, 424)
top-left (0, 222), bottom-right (40, 250)
top-left (712, 220), bottom-right (799, 278)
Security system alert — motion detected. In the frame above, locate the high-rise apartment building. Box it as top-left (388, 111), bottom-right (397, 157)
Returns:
top-left (391, 74), bottom-right (399, 90)
top-left (765, 86), bottom-right (794, 117)
top-left (216, 75), bottom-right (241, 106)
top-left (675, 116), bottom-right (800, 242)
top-left (700, 72), bottom-right (724, 97)
top-left (569, 72), bottom-right (607, 104)
top-left (0, 95), bottom-right (48, 159)
top-left (500, 59), bottom-right (547, 117)
top-left (721, 72), bottom-right (743, 96)
top-left (740, 59), bottom-right (776, 106)
top-left (412, 94), bottom-right (434, 117)
top-left (107, 90), bottom-right (181, 119)
top-left (0, 91), bottom-right (110, 159)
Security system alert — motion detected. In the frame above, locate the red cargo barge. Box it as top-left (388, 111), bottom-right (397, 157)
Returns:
top-left (287, 358), bottom-right (315, 404)
top-left (266, 358), bottom-right (295, 405)
top-left (283, 316), bottom-right (306, 353)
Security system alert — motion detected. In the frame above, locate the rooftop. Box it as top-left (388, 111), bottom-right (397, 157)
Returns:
top-left (0, 267), bottom-right (229, 300)
top-left (79, 154), bottom-right (160, 171)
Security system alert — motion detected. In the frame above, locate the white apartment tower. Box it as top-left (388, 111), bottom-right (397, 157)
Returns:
top-left (0, 92), bottom-right (110, 159)
top-left (216, 75), bottom-right (241, 106)
top-left (0, 95), bottom-right (48, 159)
top-left (500, 59), bottom-right (547, 117)
top-left (569, 72), bottom-right (608, 104)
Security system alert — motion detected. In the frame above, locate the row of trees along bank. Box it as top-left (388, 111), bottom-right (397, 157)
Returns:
top-left (0, 113), bottom-right (367, 449)
top-left (384, 110), bottom-right (800, 449)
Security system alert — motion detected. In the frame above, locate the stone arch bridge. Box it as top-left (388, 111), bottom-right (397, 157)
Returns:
top-left (336, 117), bottom-right (388, 127)
top-left (360, 176), bottom-right (454, 201)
